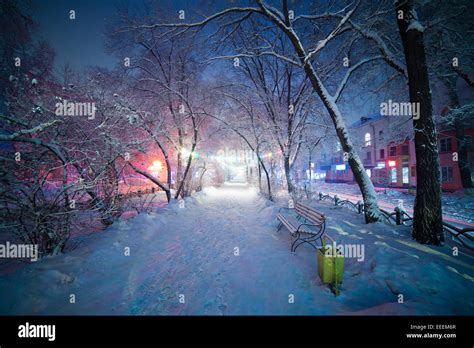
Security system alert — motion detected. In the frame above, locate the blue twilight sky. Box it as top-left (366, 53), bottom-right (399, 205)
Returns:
top-left (23, 0), bottom-right (382, 123)
top-left (28, 0), bottom-right (228, 72)
top-left (30, 0), bottom-right (120, 71)
top-left (26, 0), bottom-right (446, 122)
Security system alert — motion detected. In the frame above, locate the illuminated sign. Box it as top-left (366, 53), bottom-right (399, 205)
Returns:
top-left (335, 164), bottom-right (346, 171)
top-left (388, 160), bottom-right (397, 167)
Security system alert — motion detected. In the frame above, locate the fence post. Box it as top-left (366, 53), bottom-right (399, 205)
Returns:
top-left (357, 200), bottom-right (362, 214)
top-left (319, 192), bottom-right (323, 200)
top-left (395, 207), bottom-right (402, 225)
top-left (334, 195), bottom-right (339, 206)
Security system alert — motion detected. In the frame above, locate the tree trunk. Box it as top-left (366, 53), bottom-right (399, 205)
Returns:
top-left (175, 143), bottom-right (196, 199)
top-left (308, 152), bottom-right (312, 193)
top-left (139, 115), bottom-right (173, 203)
top-left (260, 156), bottom-right (273, 201)
top-left (302, 64), bottom-right (381, 223)
top-left (164, 156), bottom-right (172, 202)
top-left (197, 167), bottom-right (207, 191)
top-left (176, 133), bottom-right (184, 190)
top-left (174, 114), bottom-right (198, 199)
top-left (258, 161), bottom-right (262, 192)
top-left (395, 0), bottom-right (443, 244)
top-left (284, 155), bottom-right (293, 194)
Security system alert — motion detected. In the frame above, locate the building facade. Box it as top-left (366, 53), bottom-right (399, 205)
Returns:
top-left (323, 115), bottom-right (474, 192)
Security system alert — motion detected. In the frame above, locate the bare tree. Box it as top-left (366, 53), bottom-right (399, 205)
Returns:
top-left (145, 0), bottom-right (383, 222)
top-left (108, 12), bottom-right (209, 199)
top-left (395, 0), bottom-right (443, 244)
top-left (230, 32), bottom-right (312, 194)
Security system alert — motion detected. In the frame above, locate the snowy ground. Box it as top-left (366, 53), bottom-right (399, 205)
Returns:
top-left (0, 183), bottom-right (473, 315)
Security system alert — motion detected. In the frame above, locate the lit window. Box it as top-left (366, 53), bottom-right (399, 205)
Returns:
top-left (390, 168), bottom-right (397, 183)
top-left (402, 167), bottom-right (409, 184)
top-left (364, 133), bottom-right (371, 146)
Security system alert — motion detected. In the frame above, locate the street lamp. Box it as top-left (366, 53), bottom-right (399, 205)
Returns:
top-left (148, 160), bottom-right (163, 177)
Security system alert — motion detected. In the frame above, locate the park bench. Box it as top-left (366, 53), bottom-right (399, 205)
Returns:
top-left (277, 202), bottom-right (326, 252)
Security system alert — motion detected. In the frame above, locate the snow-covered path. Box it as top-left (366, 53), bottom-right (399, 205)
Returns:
top-left (1, 183), bottom-right (332, 315)
top-left (0, 183), bottom-right (473, 315)
top-left (120, 182), bottom-right (322, 315)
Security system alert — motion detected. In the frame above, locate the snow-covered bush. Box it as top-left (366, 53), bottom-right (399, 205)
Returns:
top-left (0, 144), bottom-right (73, 257)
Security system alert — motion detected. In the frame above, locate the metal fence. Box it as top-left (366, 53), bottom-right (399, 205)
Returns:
top-left (315, 191), bottom-right (474, 251)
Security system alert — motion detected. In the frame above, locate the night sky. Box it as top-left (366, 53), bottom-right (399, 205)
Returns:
top-left (28, 0), bottom-right (215, 72)
top-left (24, 0), bottom-right (467, 120)
top-left (30, 0), bottom-right (120, 71)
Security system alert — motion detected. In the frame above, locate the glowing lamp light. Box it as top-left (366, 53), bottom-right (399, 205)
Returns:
top-left (267, 152), bottom-right (273, 158)
top-left (388, 160), bottom-right (397, 167)
top-left (148, 160), bottom-right (163, 176)
top-left (181, 147), bottom-right (198, 159)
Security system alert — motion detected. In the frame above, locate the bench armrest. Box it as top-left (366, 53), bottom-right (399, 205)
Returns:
top-left (278, 206), bottom-right (294, 213)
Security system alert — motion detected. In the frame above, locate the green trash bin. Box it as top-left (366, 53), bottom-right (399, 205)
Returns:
top-left (317, 235), bottom-right (344, 295)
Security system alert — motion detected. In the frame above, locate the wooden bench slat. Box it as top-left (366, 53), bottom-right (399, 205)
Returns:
top-left (295, 202), bottom-right (325, 225)
top-left (296, 203), bottom-right (325, 218)
top-left (295, 202), bottom-right (324, 214)
top-left (277, 214), bottom-right (297, 233)
top-left (296, 209), bottom-right (323, 225)
top-left (283, 215), bottom-right (320, 234)
top-left (295, 204), bottom-right (325, 217)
